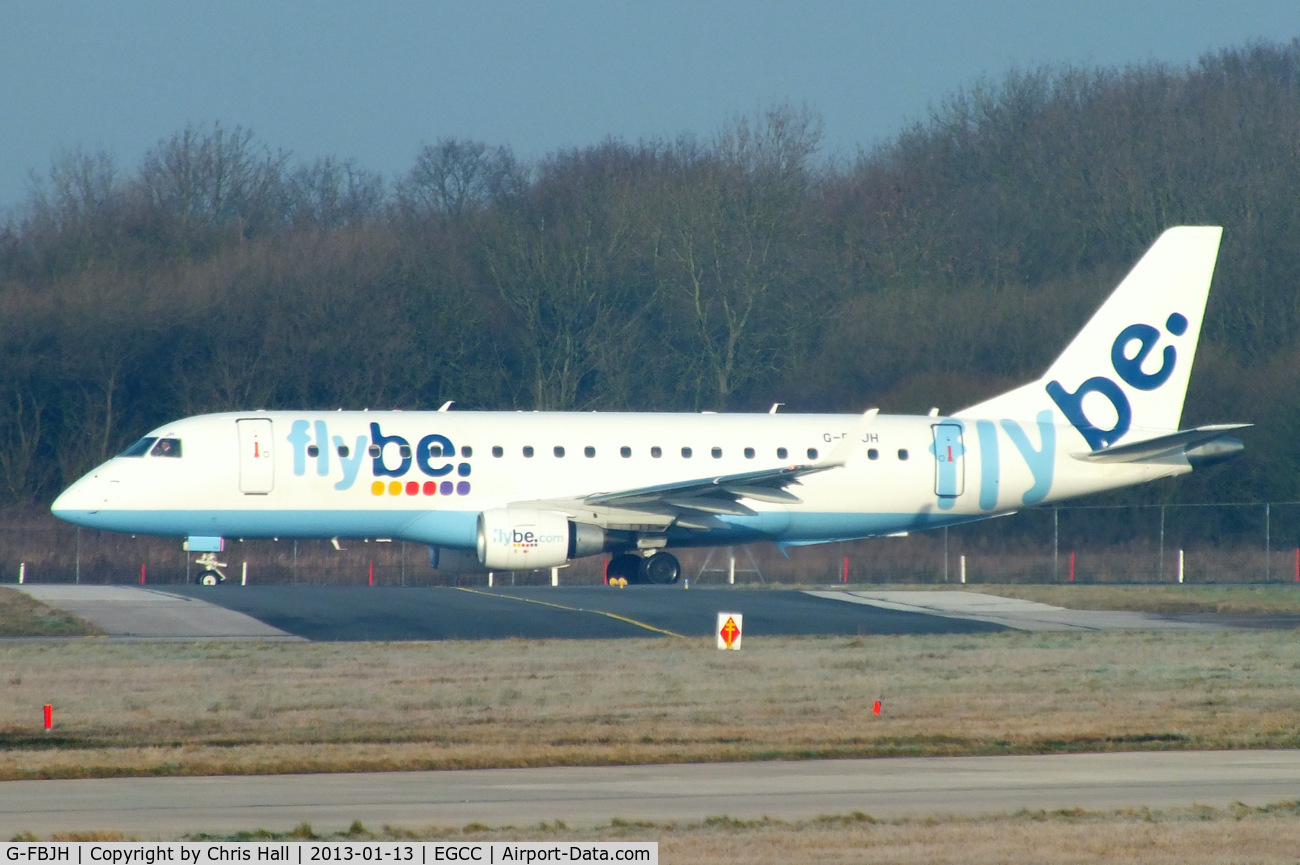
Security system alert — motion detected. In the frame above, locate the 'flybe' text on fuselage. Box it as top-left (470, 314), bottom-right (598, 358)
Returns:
top-left (287, 420), bottom-right (471, 493)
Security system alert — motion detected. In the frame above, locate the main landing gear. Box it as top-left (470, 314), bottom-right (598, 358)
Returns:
top-left (607, 551), bottom-right (681, 585)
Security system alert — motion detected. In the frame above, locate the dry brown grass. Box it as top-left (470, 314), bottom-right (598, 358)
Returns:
top-left (159, 802), bottom-right (1300, 863)
top-left (2, 628), bottom-right (1300, 780)
top-left (0, 587), bottom-right (101, 637)
top-left (648, 803), bottom-right (1300, 865)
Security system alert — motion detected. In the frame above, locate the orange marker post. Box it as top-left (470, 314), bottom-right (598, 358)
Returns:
top-left (43, 704), bottom-right (52, 730)
top-left (141, 564), bottom-right (146, 585)
top-left (872, 700), bottom-right (881, 716)
top-left (368, 562), bottom-right (374, 587)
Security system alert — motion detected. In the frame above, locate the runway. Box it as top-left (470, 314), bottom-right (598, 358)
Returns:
top-left (23, 585), bottom-right (1009, 641)
top-left (15, 584), bottom-right (1249, 641)
top-left (2, 750), bottom-right (1298, 837)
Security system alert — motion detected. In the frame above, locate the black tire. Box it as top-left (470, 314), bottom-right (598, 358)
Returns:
top-left (639, 552), bottom-right (681, 585)
top-left (607, 553), bottom-right (642, 584)
top-left (196, 570), bottom-right (221, 586)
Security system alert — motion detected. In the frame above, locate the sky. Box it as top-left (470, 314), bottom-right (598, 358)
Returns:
top-left (1, 1), bottom-right (1296, 213)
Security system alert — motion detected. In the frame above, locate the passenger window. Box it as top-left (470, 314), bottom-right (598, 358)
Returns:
top-left (681, 447), bottom-right (693, 458)
top-left (807, 448), bottom-right (819, 460)
top-left (554, 446), bottom-right (566, 457)
top-left (898, 449), bottom-right (909, 460)
top-left (620, 446), bottom-right (632, 458)
top-left (461, 446), bottom-right (472, 457)
top-left (337, 445), bottom-right (350, 458)
top-left (150, 438), bottom-right (182, 458)
top-left (368, 444), bottom-right (381, 457)
top-left (777, 447), bottom-right (788, 460)
top-left (429, 444), bottom-right (443, 457)
top-left (744, 447), bottom-right (755, 459)
top-left (711, 447), bottom-right (722, 459)
top-left (651, 446), bottom-right (662, 458)
top-left (868, 448), bottom-right (879, 460)
top-left (399, 444), bottom-right (412, 459)
top-left (492, 446), bottom-right (504, 458)
top-left (523, 446), bottom-right (534, 458)
top-left (121, 437), bottom-right (157, 457)
top-left (584, 446), bottom-right (596, 458)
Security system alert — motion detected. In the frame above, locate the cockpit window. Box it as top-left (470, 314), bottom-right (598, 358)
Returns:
top-left (120, 437), bottom-right (157, 457)
top-left (150, 438), bottom-right (182, 458)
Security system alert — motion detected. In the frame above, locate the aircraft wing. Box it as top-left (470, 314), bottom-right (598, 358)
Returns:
top-left (516, 409), bottom-right (879, 532)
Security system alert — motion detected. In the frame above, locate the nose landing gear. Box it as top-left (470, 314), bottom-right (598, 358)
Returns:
top-left (194, 552), bottom-right (228, 586)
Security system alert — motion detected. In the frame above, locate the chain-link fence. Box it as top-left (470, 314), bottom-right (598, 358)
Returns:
top-left (3, 502), bottom-right (1300, 587)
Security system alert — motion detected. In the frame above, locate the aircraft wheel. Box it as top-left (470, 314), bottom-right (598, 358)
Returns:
top-left (607, 553), bottom-right (642, 584)
top-left (196, 570), bottom-right (222, 586)
top-left (639, 552), bottom-right (681, 585)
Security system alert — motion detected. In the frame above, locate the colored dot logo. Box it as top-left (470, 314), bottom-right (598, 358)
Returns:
top-left (372, 480), bottom-right (471, 496)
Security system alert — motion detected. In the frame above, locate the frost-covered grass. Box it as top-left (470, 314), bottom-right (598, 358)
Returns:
top-left (1, 628), bottom-right (1298, 779)
top-left (0, 587), bottom-right (100, 637)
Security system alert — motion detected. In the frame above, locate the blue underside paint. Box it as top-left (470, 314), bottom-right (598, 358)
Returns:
top-left (52, 507), bottom-right (999, 552)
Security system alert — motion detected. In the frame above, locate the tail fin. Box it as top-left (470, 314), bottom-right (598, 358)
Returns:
top-left (957, 226), bottom-right (1224, 449)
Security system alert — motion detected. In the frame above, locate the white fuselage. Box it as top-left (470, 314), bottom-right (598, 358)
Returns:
top-left (51, 409), bottom-right (1184, 551)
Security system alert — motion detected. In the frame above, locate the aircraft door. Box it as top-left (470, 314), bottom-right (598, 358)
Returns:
top-left (932, 423), bottom-right (965, 498)
top-left (237, 418), bottom-right (274, 494)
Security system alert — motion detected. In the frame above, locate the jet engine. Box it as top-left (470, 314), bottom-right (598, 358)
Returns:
top-left (475, 508), bottom-right (607, 570)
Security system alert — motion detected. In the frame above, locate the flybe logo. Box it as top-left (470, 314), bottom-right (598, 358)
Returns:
top-left (494, 528), bottom-right (566, 549)
top-left (287, 420), bottom-right (471, 496)
top-left (1046, 313), bottom-right (1188, 450)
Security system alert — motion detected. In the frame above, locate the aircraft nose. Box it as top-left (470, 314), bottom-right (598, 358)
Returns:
top-left (50, 472), bottom-right (110, 524)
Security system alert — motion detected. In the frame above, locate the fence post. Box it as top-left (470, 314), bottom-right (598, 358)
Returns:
top-left (943, 526), bottom-right (949, 583)
top-left (1265, 503), bottom-right (1271, 582)
top-left (18, 563), bottom-right (24, 584)
top-left (1178, 549), bottom-right (1185, 584)
top-left (1158, 505), bottom-right (1165, 584)
top-left (1053, 508), bottom-right (1059, 583)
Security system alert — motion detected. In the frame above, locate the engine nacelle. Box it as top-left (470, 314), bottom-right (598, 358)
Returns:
top-left (477, 508), bottom-right (606, 570)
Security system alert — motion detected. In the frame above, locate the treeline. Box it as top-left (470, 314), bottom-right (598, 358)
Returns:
top-left (2, 40), bottom-right (1299, 507)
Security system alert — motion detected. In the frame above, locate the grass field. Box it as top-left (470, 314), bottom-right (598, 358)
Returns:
top-left (33, 803), bottom-right (1300, 864)
top-left (3, 626), bottom-right (1300, 779)
top-left (0, 587), bottom-right (100, 637)
top-left (5, 584), bottom-right (1300, 858)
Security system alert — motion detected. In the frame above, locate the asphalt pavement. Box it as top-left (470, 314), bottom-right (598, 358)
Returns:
top-left (153, 584), bottom-right (1007, 640)
top-left (3, 750), bottom-right (1298, 837)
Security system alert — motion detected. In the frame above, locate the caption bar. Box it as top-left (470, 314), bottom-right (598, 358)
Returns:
top-left (1, 844), bottom-right (655, 865)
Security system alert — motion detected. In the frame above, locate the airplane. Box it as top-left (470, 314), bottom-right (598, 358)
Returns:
top-left (52, 226), bottom-right (1246, 586)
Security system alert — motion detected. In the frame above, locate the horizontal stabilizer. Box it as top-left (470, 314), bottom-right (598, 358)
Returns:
top-left (1075, 424), bottom-right (1250, 464)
